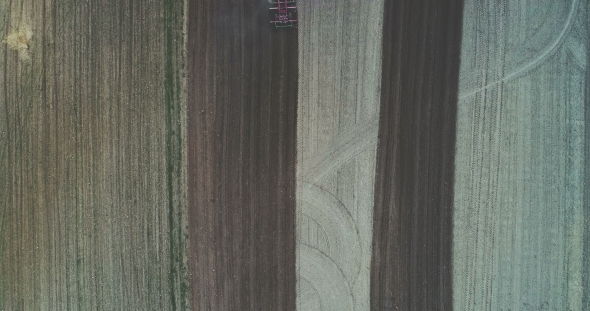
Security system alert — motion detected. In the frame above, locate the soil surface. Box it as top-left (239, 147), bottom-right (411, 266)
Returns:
top-left (370, 0), bottom-right (464, 310)
top-left (186, 0), bottom-right (298, 310)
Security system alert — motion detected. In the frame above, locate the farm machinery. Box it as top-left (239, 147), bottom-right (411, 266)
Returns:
top-left (269, 0), bottom-right (297, 29)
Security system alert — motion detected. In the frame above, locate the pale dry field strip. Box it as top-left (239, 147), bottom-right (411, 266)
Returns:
top-left (454, 0), bottom-right (589, 310)
top-left (0, 0), bottom-right (187, 309)
top-left (296, 0), bottom-right (383, 310)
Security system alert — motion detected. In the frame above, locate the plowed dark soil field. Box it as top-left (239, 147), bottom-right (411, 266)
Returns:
top-left (186, 1), bottom-right (297, 310)
top-left (371, 0), bottom-right (463, 310)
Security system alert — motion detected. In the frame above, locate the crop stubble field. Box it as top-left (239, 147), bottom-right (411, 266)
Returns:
top-left (453, 0), bottom-right (590, 310)
top-left (0, 0), bottom-right (187, 309)
top-left (296, 0), bottom-right (383, 310)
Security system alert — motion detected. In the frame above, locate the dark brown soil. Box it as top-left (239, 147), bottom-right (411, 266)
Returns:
top-left (186, 1), bottom-right (298, 310)
top-left (370, 0), bottom-right (464, 310)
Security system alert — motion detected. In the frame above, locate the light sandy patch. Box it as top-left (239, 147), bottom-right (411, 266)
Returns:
top-left (2, 24), bottom-right (33, 61)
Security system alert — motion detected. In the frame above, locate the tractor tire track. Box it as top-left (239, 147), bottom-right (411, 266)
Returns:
top-left (459, 0), bottom-right (578, 100)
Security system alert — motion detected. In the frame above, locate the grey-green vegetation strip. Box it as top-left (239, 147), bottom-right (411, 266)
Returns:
top-left (0, 2), bottom-right (7, 306)
top-left (454, 0), bottom-right (588, 310)
top-left (164, 0), bottom-right (189, 309)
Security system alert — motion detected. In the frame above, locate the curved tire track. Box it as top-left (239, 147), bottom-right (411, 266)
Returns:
top-left (459, 0), bottom-right (578, 99)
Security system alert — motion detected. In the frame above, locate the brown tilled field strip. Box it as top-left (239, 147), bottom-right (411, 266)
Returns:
top-left (371, 0), bottom-right (464, 310)
top-left (186, 0), bottom-right (297, 310)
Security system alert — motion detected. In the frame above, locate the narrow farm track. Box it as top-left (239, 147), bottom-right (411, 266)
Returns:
top-left (186, 0), bottom-right (297, 310)
top-left (370, 0), bottom-right (464, 310)
top-left (0, 0), bottom-right (187, 309)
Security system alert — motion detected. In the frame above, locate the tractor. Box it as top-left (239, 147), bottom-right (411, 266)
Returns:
top-left (269, 0), bottom-right (297, 29)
